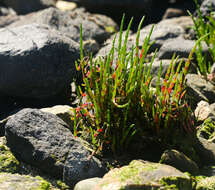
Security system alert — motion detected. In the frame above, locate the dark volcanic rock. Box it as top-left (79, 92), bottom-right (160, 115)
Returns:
top-left (5, 108), bottom-right (106, 186)
top-left (2, 0), bottom-right (56, 15)
top-left (0, 23), bottom-right (80, 99)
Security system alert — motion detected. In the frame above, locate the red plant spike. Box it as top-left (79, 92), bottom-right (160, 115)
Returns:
top-left (113, 72), bottom-right (116, 80)
top-left (139, 48), bottom-right (144, 60)
top-left (97, 128), bottom-right (103, 133)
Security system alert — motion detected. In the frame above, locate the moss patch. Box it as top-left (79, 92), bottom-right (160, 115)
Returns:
top-left (34, 176), bottom-right (51, 190)
top-left (198, 118), bottom-right (215, 142)
top-left (196, 176), bottom-right (215, 190)
top-left (99, 160), bottom-right (192, 190)
top-left (111, 160), bottom-right (158, 184)
top-left (56, 180), bottom-right (70, 190)
top-left (105, 26), bottom-right (117, 33)
top-left (0, 144), bottom-right (20, 173)
top-left (0, 173), bottom-right (51, 190)
top-left (160, 176), bottom-right (192, 190)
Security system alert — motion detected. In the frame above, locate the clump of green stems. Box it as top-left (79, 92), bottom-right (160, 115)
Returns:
top-left (72, 16), bottom-right (205, 154)
top-left (189, 0), bottom-right (215, 76)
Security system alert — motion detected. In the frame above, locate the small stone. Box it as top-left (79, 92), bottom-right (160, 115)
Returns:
top-left (56, 0), bottom-right (77, 11)
top-left (74, 178), bottom-right (102, 190)
top-left (0, 172), bottom-right (51, 190)
top-left (195, 101), bottom-right (211, 121)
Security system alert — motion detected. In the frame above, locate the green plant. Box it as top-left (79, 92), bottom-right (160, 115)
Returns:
top-left (189, 0), bottom-right (215, 76)
top-left (72, 16), bottom-right (200, 155)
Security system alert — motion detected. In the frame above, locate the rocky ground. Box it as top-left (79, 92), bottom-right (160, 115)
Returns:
top-left (0, 0), bottom-right (215, 189)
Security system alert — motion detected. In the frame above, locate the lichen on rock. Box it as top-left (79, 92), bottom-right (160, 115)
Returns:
top-left (94, 160), bottom-right (192, 190)
top-left (198, 118), bottom-right (215, 143)
top-left (0, 137), bottom-right (20, 173)
top-left (0, 172), bottom-right (51, 190)
top-left (196, 176), bottom-right (215, 190)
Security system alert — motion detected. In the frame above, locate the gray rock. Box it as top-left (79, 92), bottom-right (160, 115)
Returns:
top-left (96, 16), bottom-right (189, 59)
top-left (150, 59), bottom-right (187, 78)
top-left (9, 7), bottom-right (118, 52)
top-left (0, 23), bottom-right (80, 99)
top-left (160, 149), bottom-right (199, 175)
top-left (0, 173), bottom-right (51, 190)
top-left (135, 17), bottom-right (187, 52)
top-left (194, 136), bottom-right (215, 165)
top-left (186, 74), bottom-right (215, 108)
top-left (5, 108), bottom-right (106, 186)
top-left (2, 0), bottom-right (56, 14)
top-left (74, 178), bottom-right (102, 190)
top-left (94, 160), bottom-right (192, 190)
top-left (158, 37), bottom-right (208, 59)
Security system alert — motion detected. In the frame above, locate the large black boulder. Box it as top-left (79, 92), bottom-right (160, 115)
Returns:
top-left (5, 108), bottom-right (106, 186)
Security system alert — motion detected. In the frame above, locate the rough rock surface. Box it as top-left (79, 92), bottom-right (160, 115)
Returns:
top-left (186, 74), bottom-right (215, 108)
top-left (160, 149), bottom-right (199, 175)
top-left (5, 108), bottom-right (106, 186)
top-left (194, 136), bottom-right (215, 165)
top-left (158, 37), bottom-right (209, 60)
top-left (2, 0), bottom-right (56, 14)
top-left (0, 172), bottom-right (51, 190)
top-left (96, 16), bottom-right (191, 58)
top-left (74, 178), bottom-right (102, 190)
top-left (133, 16), bottom-right (189, 52)
top-left (0, 23), bottom-right (80, 99)
top-left (9, 7), bottom-right (118, 50)
top-left (94, 160), bottom-right (192, 190)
